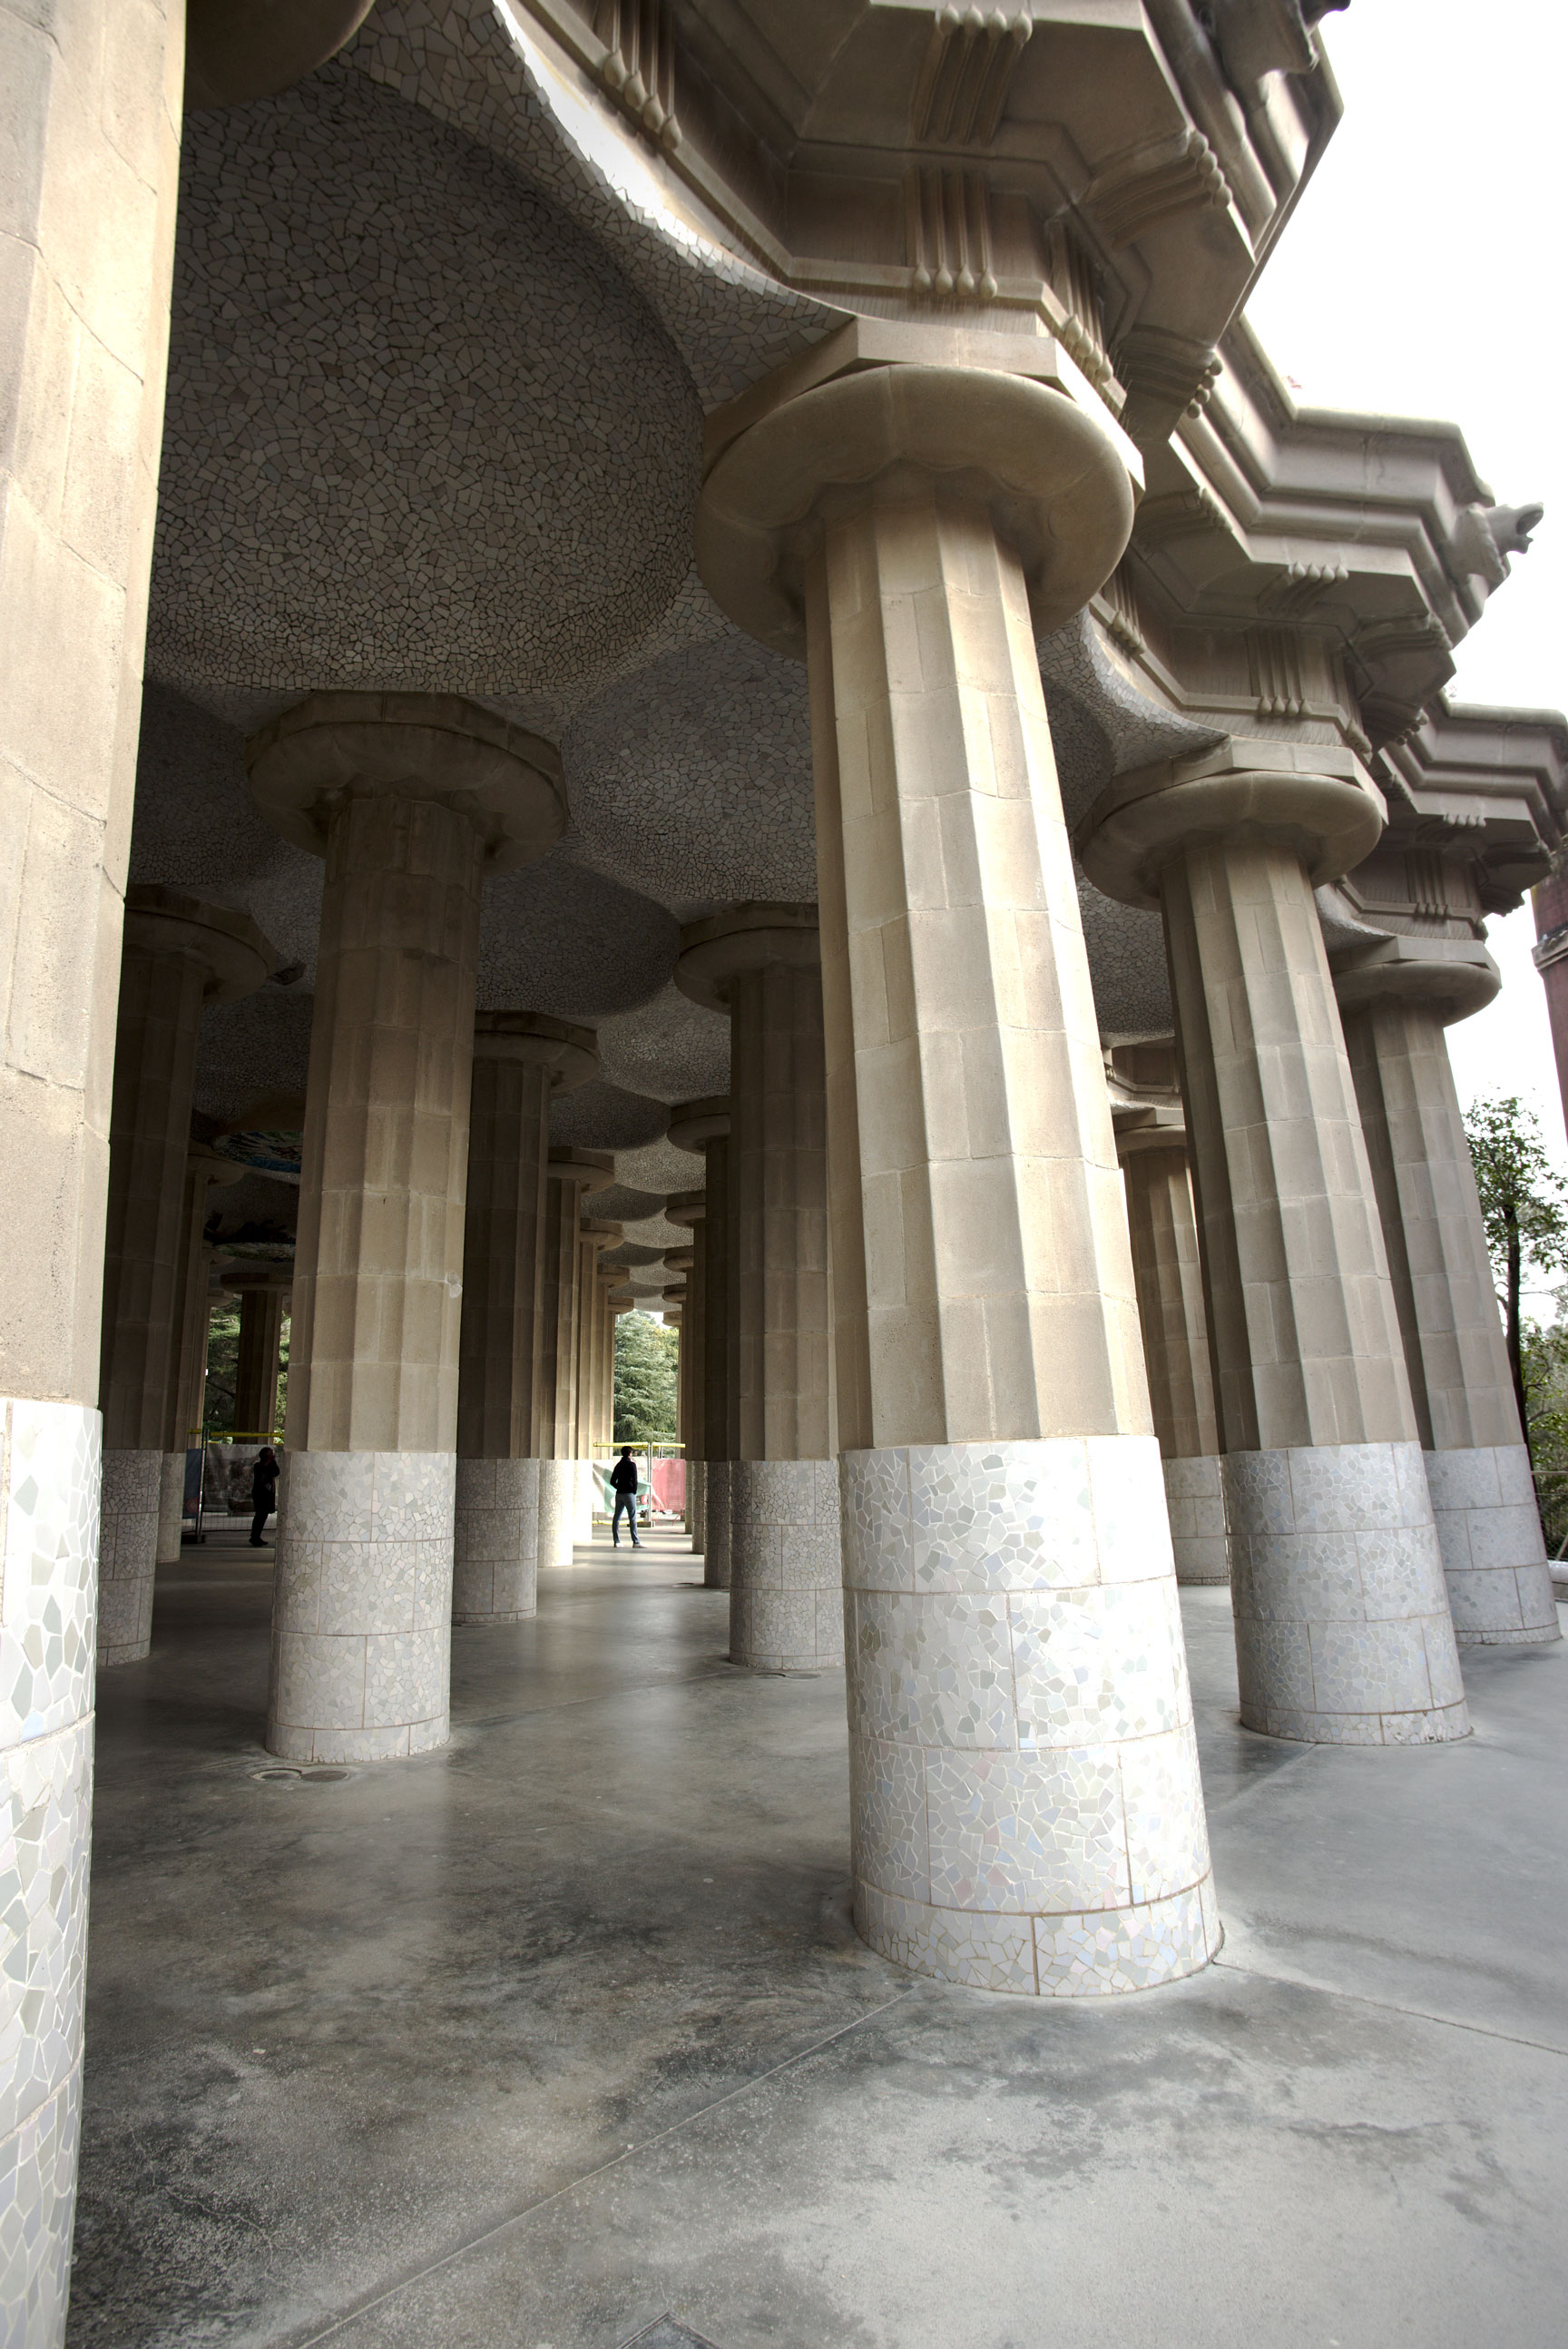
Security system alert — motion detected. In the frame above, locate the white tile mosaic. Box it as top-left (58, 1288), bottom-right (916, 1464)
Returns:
top-left (1424, 1445), bottom-right (1558, 1646)
top-left (0, 2068), bottom-right (80, 2349)
top-left (1224, 1441), bottom-right (1471, 1745)
top-left (454, 1456), bottom-right (540, 1622)
top-left (1, 1401), bottom-right (99, 1745)
top-left (0, 1401), bottom-right (95, 2349)
top-left (97, 1445), bottom-right (161, 1666)
top-left (729, 1458), bottom-right (841, 1668)
top-left (840, 1440), bottom-right (1213, 1997)
top-left (267, 1450), bottom-right (455, 1762)
top-left (1161, 1453), bottom-right (1229, 1585)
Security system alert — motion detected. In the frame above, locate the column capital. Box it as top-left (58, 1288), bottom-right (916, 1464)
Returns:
top-left (245, 692), bottom-right (565, 870)
top-left (666, 1098), bottom-right (730, 1152)
top-left (695, 355), bottom-right (1136, 657)
top-left (122, 884), bottom-right (277, 1002)
top-left (1331, 938), bottom-right (1500, 1023)
top-left (1075, 738), bottom-right (1385, 909)
top-left (189, 1143), bottom-right (247, 1190)
top-left (1112, 1104), bottom-right (1191, 1161)
top-left (674, 903), bottom-right (819, 1012)
top-left (664, 1194), bottom-right (707, 1229)
top-left (546, 1147), bottom-right (615, 1194)
top-left (474, 1009), bottom-right (598, 1089)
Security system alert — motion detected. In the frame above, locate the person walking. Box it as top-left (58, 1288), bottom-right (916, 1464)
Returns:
top-left (249, 1446), bottom-right (279, 1547)
top-left (610, 1446), bottom-right (641, 1548)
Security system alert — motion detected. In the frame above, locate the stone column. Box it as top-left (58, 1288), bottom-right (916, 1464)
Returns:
top-left (666, 1215), bottom-right (705, 1550)
top-left (698, 354), bottom-right (1215, 1993)
top-left (677, 906), bottom-right (842, 1667)
top-left (99, 888), bottom-right (273, 1663)
top-left (232, 1278), bottom-right (289, 1438)
top-left (1337, 958), bottom-right (1558, 1646)
top-left (246, 694), bottom-right (564, 1760)
top-left (158, 1144), bottom-right (244, 1563)
top-left (669, 1105), bottom-right (734, 1589)
top-left (573, 1223), bottom-right (610, 1540)
top-left (535, 1151), bottom-right (613, 1568)
top-left (1081, 741), bottom-right (1470, 1745)
top-left (455, 1013), bottom-right (595, 1627)
top-left (1116, 1112), bottom-right (1226, 1586)
top-left (0, 0), bottom-right (184, 2319)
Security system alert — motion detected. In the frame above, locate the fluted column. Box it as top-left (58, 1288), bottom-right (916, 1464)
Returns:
top-left (677, 906), bottom-right (841, 1667)
top-left (669, 1105), bottom-right (734, 1589)
top-left (1082, 742), bottom-right (1469, 1745)
top-left (232, 1279), bottom-right (289, 1439)
top-left (699, 353), bottom-right (1214, 1993)
top-left (1338, 959), bottom-right (1558, 1646)
top-left (534, 1151), bottom-right (613, 1567)
top-left (247, 693), bottom-right (565, 1759)
top-left (99, 889), bottom-right (274, 1662)
top-left (158, 1145), bottom-right (245, 1563)
top-left (667, 1220), bottom-right (705, 1549)
top-left (1116, 1113), bottom-right (1226, 1586)
top-left (455, 1014), bottom-right (595, 1626)
top-left (0, 0), bottom-right (185, 2316)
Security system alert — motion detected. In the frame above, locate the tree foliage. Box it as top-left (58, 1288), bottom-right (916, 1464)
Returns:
top-left (613, 1312), bottom-right (679, 1441)
top-left (1464, 1094), bottom-right (1568, 1463)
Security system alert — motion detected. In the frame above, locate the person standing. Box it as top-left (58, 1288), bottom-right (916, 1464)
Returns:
top-left (250, 1446), bottom-right (279, 1547)
top-left (610, 1446), bottom-right (641, 1548)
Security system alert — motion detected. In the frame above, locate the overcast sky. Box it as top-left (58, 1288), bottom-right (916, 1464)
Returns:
top-left (1245, 0), bottom-right (1567, 1184)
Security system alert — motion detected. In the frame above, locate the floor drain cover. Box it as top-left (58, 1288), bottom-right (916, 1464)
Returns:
top-left (251, 1766), bottom-right (354, 1784)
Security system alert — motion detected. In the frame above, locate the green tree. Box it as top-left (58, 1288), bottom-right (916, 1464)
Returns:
top-left (1464, 1094), bottom-right (1568, 1459)
top-left (613, 1312), bottom-right (679, 1441)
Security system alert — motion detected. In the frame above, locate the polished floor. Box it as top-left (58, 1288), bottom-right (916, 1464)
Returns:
top-left (68, 1523), bottom-right (1568, 2347)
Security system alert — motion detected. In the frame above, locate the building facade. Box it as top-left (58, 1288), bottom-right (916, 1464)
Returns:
top-left (1, 0), bottom-right (1562, 2334)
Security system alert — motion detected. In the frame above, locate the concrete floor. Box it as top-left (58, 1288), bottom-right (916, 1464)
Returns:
top-left (68, 1525), bottom-right (1568, 2348)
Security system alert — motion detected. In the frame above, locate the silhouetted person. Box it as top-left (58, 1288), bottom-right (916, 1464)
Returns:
top-left (250, 1446), bottom-right (279, 1547)
top-left (610, 1446), bottom-right (641, 1548)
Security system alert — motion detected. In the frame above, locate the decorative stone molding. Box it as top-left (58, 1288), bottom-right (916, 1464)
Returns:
top-left (912, 7), bottom-right (1032, 146)
top-left (593, 0), bottom-right (681, 152)
top-left (906, 168), bottom-right (997, 303)
top-left (1084, 131), bottom-right (1230, 249)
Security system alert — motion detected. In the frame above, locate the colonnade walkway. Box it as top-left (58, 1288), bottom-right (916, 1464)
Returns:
top-left (70, 1537), bottom-right (1567, 2348)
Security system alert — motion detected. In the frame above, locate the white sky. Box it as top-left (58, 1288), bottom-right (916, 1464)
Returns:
top-left (1245, 0), bottom-right (1567, 1193)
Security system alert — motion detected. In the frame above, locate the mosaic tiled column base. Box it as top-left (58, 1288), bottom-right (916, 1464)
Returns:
top-left (453, 1458), bottom-right (540, 1624)
top-left (1163, 1455), bottom-right (1228, 1585)
top-left (730, 1460), bottom-right (844, 1669)
top-left (702, 1460), bottom-right (733, 1591)
top-left (155, 1450), bottom-right (186, 1567)
top-left (268, 1450), bottom-right (454, 1762)
top-left (536, 1459), bottom-right (575, 1569)
top-left (1424, 1445), bottom-right (1559, 1646)
top-left (97, 1448), bottom-right (162, 1665)
top-left (843, 1438), bottom-right (1217, 1998)
top-left (1225, 1440), bottom-right (1471, 1743)
top-left (0, 1399), bottom-right (99, 2344)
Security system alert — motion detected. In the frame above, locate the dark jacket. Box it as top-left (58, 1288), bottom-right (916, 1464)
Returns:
top-left (251, 1453), bottom-right (279, 1506)
top-left (610, 1454), bottom-right (639, 1494)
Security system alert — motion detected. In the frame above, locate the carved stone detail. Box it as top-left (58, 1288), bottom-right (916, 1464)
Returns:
top-left (1084, 131), bottom-right (1230, 249)
top-left (1249, 625), bottom-right (1308, 722)
top-left (594, 0), bottom-right (681, 152)
top-left (907, 168), bottom-right (997, 301)
top-left (912, 7), bottom-right (1032, 147)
